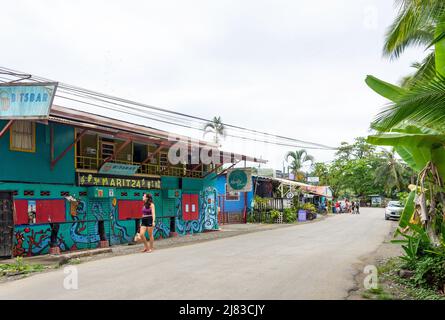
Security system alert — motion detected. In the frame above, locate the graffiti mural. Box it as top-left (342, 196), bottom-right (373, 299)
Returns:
top-left (202, 187), bottom-right (218, 231)
top-left (175, 187), bottom-right (218, 235)
top-left (13, 225), bottom-right (69, 257)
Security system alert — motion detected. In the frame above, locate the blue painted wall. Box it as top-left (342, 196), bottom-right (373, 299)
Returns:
top-left (0, 121), bottom-right (75, 184)
top-left (215, 174), bottom-right (254, 213)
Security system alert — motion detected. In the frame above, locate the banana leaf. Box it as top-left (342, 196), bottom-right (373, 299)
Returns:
top-left (365, 75), bottom-right (406, 102)
top-left (367, 133), bottom-right (445, 179)
top-left (399, 190), bottom-right (416, 229)
top-left (435, 22), bottom-right (445, 77)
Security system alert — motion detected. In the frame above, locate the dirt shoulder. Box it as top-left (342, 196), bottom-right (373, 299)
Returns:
top-left (346, 220), bottom-right (402, 300)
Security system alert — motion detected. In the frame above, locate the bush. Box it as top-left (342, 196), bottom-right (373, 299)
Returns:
top-left (247, 213), bottom-right (256, 223)
top-left (283, 208), bottom-right (296, 223)
top-left (302, 203), bottom-right (317, 213)
top-left (270, 210), bottom-right (281, 223)
top-left (412, 255), bottom-right (445, 290)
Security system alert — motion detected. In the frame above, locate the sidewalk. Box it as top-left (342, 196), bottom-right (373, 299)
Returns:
top-left (1, 214), bottom-right (332, 268)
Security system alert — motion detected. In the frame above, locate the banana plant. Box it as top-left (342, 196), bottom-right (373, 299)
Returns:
top-left (365, 13), bottom-right (445, 248)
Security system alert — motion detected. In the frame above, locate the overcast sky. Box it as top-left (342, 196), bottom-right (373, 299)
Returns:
top-left (1, 1), bottom-right (427, 171)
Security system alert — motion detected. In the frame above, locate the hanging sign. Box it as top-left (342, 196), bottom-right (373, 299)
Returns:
top-left (227, 168), bottom-right (252, 192)
top-left (99, 162), bottom-right (140, 176)
top-left (77, 173), bottom-right (161, 189)
top-left (0, 82), bottom-right (58, 119)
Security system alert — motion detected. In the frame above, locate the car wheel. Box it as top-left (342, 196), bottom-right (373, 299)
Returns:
top-left (385, 214), bottom-right (389, 220)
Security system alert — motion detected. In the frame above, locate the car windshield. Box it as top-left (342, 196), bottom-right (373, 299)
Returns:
top-left (388, 202), bottom-right (403, 207)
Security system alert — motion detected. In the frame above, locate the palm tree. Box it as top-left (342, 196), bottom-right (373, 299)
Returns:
top-left (366, 1), bottom-right (445, 132)
top-left (203, 116), bottom-right (226, 146)
top-left (383, 0), bottom-right (445, 87)
top-left (285, 149), bottom-right (314, 181)
top-left (374, 149), bottom-right (406, 197)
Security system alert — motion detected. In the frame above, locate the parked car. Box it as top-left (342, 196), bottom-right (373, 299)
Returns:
top-left (385, 201), bottom-right (404, 220)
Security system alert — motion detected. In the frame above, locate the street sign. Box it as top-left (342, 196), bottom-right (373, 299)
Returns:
top-left (0, 82), bottom-right (57, 119)
top-left (286, 192), bottom-right (294, 199)
top-left (307, 176), bottom-right (319, 183)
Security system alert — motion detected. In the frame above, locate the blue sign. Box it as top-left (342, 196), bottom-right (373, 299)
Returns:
top-left (0, 82), bottom-right (57, 119)
top-left (99, 162), bottom-right (140, 176)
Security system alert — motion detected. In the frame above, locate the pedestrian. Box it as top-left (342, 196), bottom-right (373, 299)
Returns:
top-left (355, 201), bottom-right (360, 214)
top-left (335, 201), bottom-right (340, 214)
top-left (351, 201), bottom-right (355, 214)
top-left (140, 193), bottom-right (156, 253)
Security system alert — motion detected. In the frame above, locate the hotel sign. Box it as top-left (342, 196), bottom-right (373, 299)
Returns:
top-left (77, 173), bottom-right (161, 189)
top-left (99, 162), bottom-right (140, 176)
top-left (0, 82), bottom-right (58, 119)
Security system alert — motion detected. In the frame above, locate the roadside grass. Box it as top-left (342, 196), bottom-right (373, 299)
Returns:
top-left (0, 257), bottom-right (45, 277)
top-left (374, 257), bottom-right (445, 300)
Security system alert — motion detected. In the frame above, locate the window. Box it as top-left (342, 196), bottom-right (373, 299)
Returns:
top-left (225, 183), bottom-right (240, 201)
top-left (10, 121), bottom-right (35, 152)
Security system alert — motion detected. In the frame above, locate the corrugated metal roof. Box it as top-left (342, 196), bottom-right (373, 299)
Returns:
top-left (49, 104), bottom-right (267, 164)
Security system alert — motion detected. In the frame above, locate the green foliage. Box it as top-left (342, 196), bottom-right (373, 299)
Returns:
top-left (397, 191), bottom-right (410, 205)
top-left (412, 255), bottom-right (445, 289)
top-left (398, 190), bottom-right (416, 229)
top-left (254, 195), bottom-right (268, 207)
top-left (247, 214), bottom-right (256, 223)
top-left (283, 208), bottom-right (296, 223)
top-left (0, 257), bottom-right (44, 277)
top-left (270, 210), bottom-right (281, 222)
top-left (308, 137), bottom-right (411, 198)
top-left (285, 149), bottom-right (314, 181)
top-left (302, 203), bottom-right (316, 213)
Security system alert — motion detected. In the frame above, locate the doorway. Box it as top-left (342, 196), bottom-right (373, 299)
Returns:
top-left (0, 192), bottom-right (14, 258)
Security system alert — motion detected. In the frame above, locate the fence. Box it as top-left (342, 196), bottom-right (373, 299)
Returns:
top-left (249, 197), bottom-right (292, 223)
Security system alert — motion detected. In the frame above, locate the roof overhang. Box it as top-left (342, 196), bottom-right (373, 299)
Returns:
top-left (48, 105), bottom-right (267, 165)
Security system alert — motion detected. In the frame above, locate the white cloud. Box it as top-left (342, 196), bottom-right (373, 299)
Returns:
top-left (0, 0), bottom-right (427, 169)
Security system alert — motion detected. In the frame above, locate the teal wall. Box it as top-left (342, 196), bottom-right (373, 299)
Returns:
top-left (0, 121), bottom-right (75, 184)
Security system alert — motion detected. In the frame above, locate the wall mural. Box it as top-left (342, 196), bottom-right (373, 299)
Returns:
top-left (175, 187), bottom-right (218, 235)
top-left (11, 186), bottom-right (217, 256)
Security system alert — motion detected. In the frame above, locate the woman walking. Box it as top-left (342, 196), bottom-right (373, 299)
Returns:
top-left (140, 193), bottom-right (156, 253)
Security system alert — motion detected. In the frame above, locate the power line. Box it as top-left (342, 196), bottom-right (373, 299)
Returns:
top-left (0, 67), bottom-right (338, 150)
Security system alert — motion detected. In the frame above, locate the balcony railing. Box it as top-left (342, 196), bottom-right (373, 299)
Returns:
top-left (76, 155), bottom-right (207, 178)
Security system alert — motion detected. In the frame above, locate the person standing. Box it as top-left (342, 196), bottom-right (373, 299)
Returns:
top-left (351, 201), bottom-right (355, 214)
top-left (140, 193), bottom-right (156, 253)
top-left (355, 201), bottom-right (360, 214)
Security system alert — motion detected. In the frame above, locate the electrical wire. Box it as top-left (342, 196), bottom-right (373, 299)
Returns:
top-left (0, 68), bottom-right (338, 150)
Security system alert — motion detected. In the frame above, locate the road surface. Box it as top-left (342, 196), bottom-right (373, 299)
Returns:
top-left (0, 208), bottom-right (394, 299)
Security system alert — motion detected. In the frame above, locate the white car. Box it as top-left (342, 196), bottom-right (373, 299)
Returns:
top-left (385, 201), bottom-right (404, 220)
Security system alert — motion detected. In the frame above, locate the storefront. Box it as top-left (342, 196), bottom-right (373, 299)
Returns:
top-left (0, 83), bottom-right (264, 257)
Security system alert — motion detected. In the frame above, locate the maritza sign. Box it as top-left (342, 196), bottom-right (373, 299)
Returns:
top-left (227, 168), bottom-right (252, 192)
top-left (0, 82), bottom-right (58, 119)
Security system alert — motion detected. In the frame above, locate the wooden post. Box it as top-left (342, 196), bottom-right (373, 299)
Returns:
top-left (51, 129), bottom-right (87, 170)
top-left (0, 120), bottom-right (14, 139)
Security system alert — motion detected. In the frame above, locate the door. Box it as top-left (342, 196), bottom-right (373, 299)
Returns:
top-left (0, 192), bottom-right (14, 258)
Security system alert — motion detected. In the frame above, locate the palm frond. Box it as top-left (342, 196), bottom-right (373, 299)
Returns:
top-left (383, 1), bottom-right (445, 59)
top-left (372, 75), bottom-right (445, 131)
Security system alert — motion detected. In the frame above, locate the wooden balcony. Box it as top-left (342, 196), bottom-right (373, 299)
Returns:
top-left (75, 155), bottom-right (207, 178)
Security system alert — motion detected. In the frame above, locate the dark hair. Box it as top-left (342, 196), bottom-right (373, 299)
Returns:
top-left (144, 193), bottom-right (153, 209)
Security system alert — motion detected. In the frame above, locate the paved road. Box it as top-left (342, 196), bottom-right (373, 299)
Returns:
top-left (0, 208), bottom-right (394, 299)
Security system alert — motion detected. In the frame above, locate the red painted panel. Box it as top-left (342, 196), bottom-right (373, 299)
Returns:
top-left (36, 200), bottom-right (66, 223)
top-left (182, 194), bottom-right (190, 220)
top-left (189, 194), bottom-right (199, 220)
top-left (118, 200), bottom-right (143, 220)
top-left (13, 200), bottom-right (28, 225)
